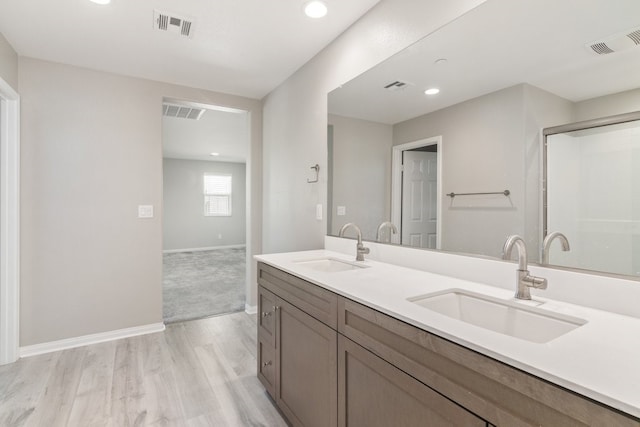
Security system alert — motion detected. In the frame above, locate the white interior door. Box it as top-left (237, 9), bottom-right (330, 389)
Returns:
top-left (401, 151), bottom-right (438, 248)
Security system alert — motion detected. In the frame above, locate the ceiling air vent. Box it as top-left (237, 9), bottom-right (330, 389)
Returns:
top-left (587, 25), bottom-right (640, 55)
top-left (154, 10), bottom-right (195, 38)
top-left (383, 80), bottom-right (414, 92)
top-left (163, 104), bottom-right (206, 120)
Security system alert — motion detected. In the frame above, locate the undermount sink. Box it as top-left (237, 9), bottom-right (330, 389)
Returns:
top-left (293, 257), bottom-right (369, 273)
top-left (408, 289), bottom-right (586, 343)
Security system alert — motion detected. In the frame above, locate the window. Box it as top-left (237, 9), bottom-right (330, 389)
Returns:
top-left (204, 174), bottom-right (232, 216)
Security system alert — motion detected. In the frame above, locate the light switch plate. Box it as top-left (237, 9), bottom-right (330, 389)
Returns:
top-left (138, 205), bottom-right (154, 218)
top-left (337, 206), bottom-right (346, 216)
top-left (316, 204), bottom-right (322, 220)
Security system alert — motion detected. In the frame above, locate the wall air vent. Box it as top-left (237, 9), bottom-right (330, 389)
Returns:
top-left (162, 104), bottom-right (206, 120)
top-left (154, 10), bottom-right (195, 38)
top-left (383, 80), bottom-right (414, 92)
top-left (587, 25), bottom-right (640, 55)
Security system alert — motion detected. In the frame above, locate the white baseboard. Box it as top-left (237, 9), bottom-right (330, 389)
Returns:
top-left (163, 244), bottom-right (246, 254)
top-left (19, 322), bottom-right (166, 358)
top-left (245, 304), bottom-right (257, 315)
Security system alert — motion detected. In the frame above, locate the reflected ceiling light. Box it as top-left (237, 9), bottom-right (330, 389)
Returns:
top-left (209, 152), bottom-right (220, 156)
top-left (304, 1), bottom-right (328, 18)
top-left (424, 88), bottom-right (440, 95)
top-left (90, 0), bottom-right (111, 4)
top-left (434, 58), bottom-right (448, 66)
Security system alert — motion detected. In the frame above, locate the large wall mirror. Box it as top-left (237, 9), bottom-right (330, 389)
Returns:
top-left (327, 0), bottom-right (640, 278)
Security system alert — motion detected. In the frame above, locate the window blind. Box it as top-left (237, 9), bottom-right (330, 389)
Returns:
top-left (204, 174), bottom-right (232, 216)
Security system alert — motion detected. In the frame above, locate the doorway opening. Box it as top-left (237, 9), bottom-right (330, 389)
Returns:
top-left (391, 136), bottom-right (442, 249)
top-left (161, 99), bottom-right (250, 324)
top-left (0, 77), bottom-right (20, 365)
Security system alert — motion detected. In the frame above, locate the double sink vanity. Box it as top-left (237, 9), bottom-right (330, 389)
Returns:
top-left (255, 240), bottom-right (640, 426)
top-left (260, 3), bottom-right (640, 423)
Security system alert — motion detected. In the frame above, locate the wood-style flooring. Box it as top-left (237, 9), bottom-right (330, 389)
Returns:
top-left (0, 313), bottom-right (288, 427)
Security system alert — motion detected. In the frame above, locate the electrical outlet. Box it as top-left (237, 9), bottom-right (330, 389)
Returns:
top-left (337, 206), bottom-right (346, 216)
top-left (138, 205), bottom-right (154, 218)
top-left (218, 233), bottom-right (222, 239)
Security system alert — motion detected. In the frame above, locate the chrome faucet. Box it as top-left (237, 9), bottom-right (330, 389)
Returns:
top-left (502, 235), bottom-right (547, 300)
top-left (339, 223), bottom-right (370, 261)
top-left (541, 231), bottom-right (570, 265)
top-left (376, 221), bottom-right (398, 243)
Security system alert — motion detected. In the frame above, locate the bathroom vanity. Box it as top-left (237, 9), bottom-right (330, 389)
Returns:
top-left (262, 0), bottom-right (640, 424)
top-left (255, 250), bottom-right (640, 427)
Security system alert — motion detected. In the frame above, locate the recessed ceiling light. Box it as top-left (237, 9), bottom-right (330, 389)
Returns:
top-left (90, 0), bottom-right (111, 5)
top-left (424, 88), bottom-right (440, 96)
top-left (210, 152), bottom-right (220, 156)
top-left (304, 1), bottom-right (328, 18)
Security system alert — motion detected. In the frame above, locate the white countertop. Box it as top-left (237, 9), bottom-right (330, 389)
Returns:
top-left (255, 249), bottom-right (640, 419)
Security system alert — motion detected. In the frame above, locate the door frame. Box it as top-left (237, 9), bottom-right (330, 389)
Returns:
top-left (0, 77), bottom-right (20, 365)
top-left (161, 98), bottom-right (254, 318)
top-left (390, 136), bottom-right (442, 247)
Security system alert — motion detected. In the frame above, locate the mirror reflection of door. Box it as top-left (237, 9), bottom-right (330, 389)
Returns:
top-left (391, 136), bottom-right (441, 248)
top-left (401, 149), bottom-right (438, 248)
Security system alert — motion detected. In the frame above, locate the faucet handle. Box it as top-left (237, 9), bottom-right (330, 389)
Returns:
top-left (357, 242), bottom-right (370, 254)
top-left (524, 274), bottom-right (547, 290)
top-left (356, 243), bottom-right (369, 261)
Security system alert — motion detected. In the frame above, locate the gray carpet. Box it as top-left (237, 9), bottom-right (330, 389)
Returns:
top-left (163, 248), bottom-right (246, 323)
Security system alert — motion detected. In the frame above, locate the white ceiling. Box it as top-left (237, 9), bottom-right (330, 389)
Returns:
top-left (329, 0), bottom-right (640, 124)
top-left (0, 0), bottom-right (380, 99)
top-left (162, 105), bottom-right (248, 163)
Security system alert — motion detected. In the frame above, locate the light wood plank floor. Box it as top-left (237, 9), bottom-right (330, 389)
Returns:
top-left (0, 313), bottom-right (288, 427)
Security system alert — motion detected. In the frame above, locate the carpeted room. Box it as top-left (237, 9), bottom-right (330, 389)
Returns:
top-left (162, 109), bottom-right (249, 323)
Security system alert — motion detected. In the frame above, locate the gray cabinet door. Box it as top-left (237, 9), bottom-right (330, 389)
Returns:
top-left (257, 286), bottom-right (277, 397)
top-left (338, 335), bottom-right (486, 427)
top-left (276, 297), bottom-right (338, 427)
top-left (258, 285), bottom-right (277, 347)
top-left (258, 336), bottom-right (276, 398)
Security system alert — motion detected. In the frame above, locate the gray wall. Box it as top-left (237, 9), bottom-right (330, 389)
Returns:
top-left (163, 159), bottom-right (246, 250)
top-left (0, 33), bottom-right (18, 91)
top-left (328, 114), bottom-right (392, 240)
top-left (574, 88), bottom-right (640, 121)
top-left (393, 84), bottom-right (573, 258)
top-left (261, 0), bottom-right (488, 254)
top-left (19, 57), bottom-right (262, 346)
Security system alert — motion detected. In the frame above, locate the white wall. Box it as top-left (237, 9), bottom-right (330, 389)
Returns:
top-left (393, 85), bottom-right (526, 257)
top-left (19, 57), bottom-right (262, 346)
top-left (163, 159), bottom-right (246, 250)
top-left (391, 84), bottom-right (573, 259)
top-left (0, 33), bottom-right (18, 91)
top-left (328, 114), bottom-right (392, 240)
top-left (261, 0), bottom-right (488, 254)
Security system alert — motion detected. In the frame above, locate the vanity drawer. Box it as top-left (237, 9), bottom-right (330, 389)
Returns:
top-left (258, 262), bottom-right (338, 329)
top-left (338, 296), bottom-right (639, 427)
